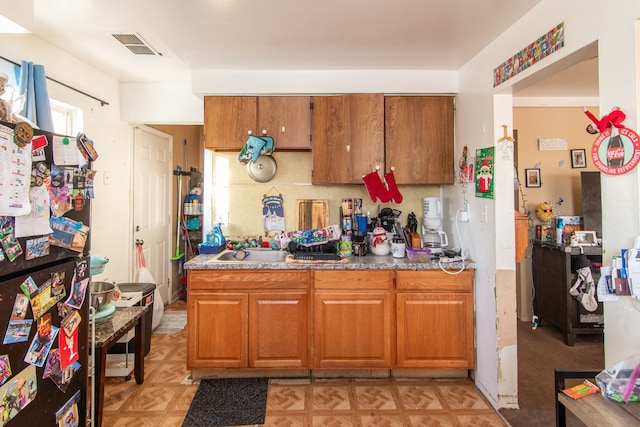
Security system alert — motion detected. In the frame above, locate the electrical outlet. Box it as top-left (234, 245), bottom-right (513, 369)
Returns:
top-left (459, 211), bottom-right (469, 222)
top-left (480, 205), bottom-right (488, 223)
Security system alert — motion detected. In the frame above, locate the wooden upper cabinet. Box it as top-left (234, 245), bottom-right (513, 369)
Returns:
top-left (258, 96), bottom-right (312, 149)
top-left (204, 96), bottom-right (257, 150)
top-left (312, 93), bottom-right (384, 184)
top-left (385, 96), bottom-right (455, 184)
top-left (204, 96), bottom-right (312, 150)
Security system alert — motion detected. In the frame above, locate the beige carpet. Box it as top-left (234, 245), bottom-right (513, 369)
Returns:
top-left (499, 320), bottom-right (604, 426)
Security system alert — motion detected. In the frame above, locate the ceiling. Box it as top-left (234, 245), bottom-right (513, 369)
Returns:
top-left (11, 1), bottom-right (597, 97)
top-left (24, 1), bottom-right (544, 81)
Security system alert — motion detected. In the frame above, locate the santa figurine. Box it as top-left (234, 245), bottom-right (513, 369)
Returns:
top-left (477, 161), bottom-right (492, 193)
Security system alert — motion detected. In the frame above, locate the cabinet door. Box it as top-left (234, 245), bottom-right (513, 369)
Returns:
top-left (258, 96), bottom-right (312, 149)
top-left (312, 94), bottom-right (384, 184)
top-left (313, 292), bottom-right (392, 368)
top-left (204, 96), bottom-right (257, 149)
top-left (249, 292), bottom-right (309, 368)
top-left (385, 96), bottom-right (455, 184)
top-left (396, 293), bottom-right (474, 368)
top-left (187, 292), bottom-right (248, 369)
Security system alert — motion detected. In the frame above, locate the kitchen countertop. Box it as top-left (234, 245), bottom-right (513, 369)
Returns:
top-left (93, 305), bottom-right (149, 347)
top-left (184, 251), bottom-right (474, 271)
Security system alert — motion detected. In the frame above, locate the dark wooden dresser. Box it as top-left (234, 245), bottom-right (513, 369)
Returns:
top-left (532, 241), bottom-right (603, 345)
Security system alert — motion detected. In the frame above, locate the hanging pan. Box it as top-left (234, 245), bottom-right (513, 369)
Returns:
top-left (247, 155), bottom-right (277, 183)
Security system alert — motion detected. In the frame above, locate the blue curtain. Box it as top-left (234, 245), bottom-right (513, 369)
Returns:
top-left (17, 61), bottom-right (53, 132)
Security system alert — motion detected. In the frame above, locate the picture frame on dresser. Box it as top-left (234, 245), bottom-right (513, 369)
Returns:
top-left (574, 231), bottom-right (598, 246)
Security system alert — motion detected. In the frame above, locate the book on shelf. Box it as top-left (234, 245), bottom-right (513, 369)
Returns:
top-left (562, 380), bottom-right (600, 399)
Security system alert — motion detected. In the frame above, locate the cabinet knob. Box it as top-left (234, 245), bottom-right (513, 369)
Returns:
top-left (346, 145), bottom-right (351, 153)
top-left (262, 130), bottom-right (267, 135)
top-left (248, 130), bottom-right (252, 135)
top-left (281, 126), bottom-right (285, 133)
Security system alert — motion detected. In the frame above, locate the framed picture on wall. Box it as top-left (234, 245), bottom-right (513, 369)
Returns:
top-left (525, 168), bottom-right (541, 188)
top-left (571, 149), bottom-right (587, 168)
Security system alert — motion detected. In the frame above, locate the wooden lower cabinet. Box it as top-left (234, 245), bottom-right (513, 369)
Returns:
top-left (313, 270), bottom-right (393, 368)
top-left (188, 292), bottom-right (247, 369)
top-left (249, 292), bottom-right (308, 368)
top-left (396, 270), bottom-right (475, 368)
top-left (187, 270), bottom-right (310, 370)
top-left (187, 268), bottom-right (475, 372)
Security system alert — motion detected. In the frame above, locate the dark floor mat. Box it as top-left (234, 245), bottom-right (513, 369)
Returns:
top-left (182, 377), bottom-right (268, 427)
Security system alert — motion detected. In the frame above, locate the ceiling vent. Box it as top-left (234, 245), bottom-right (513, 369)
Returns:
top-left (111, 33), bottom-right (162, 56)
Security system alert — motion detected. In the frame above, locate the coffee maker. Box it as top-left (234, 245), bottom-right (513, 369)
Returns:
top-left (421, 197), bottom-right (448, 254)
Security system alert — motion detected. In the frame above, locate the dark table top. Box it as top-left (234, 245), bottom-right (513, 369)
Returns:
top-left (93, 306), bottom-right (149, 348)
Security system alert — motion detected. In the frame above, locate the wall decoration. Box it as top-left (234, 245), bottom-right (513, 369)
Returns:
top-left (262, 192), bottom-right (285, 235)
top-left (458, 145), bottom-right (475, 183)
top-left (582, 106), bottom-right (640, 175)
top-left (590, 127), bottom-right (640, 175)
top-left (539, 138), bottom-right (568, 151)
top-left (571, 149), bottom-right (587, 168)
top-left (475, 147), bottom-right (494, 199)
top-left (525, 168), bottom-right (541, 188)
top-left (493, 22), bottom-right (565, 87)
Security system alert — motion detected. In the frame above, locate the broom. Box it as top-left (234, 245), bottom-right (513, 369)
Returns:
top-left (171, 166), bottom-right (184, 261)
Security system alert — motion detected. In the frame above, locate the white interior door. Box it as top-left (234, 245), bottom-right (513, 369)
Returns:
top-left (133, 125), bottom-right (172, 305)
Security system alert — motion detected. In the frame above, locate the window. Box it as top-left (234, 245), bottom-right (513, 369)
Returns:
top-left (50, 99), bottom-right (82, 136)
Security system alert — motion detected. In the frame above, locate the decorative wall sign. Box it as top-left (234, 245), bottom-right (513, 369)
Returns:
top-left (539, 138), bottom-right (568, 151)
top-left (590, 127), bottom-right (640, 175)
top-left (262, 193), bottom-right (285, 235)
top-left (493, 22), bottom-right (565, 87)
top-left (475, 147), bottom-right (495, 199)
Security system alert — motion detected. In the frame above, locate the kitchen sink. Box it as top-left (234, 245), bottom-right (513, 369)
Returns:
top-left (212, 250), bottom-right (287, 263)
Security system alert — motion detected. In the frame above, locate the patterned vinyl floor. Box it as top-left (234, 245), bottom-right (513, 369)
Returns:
top-left (102, 303), bottom-right (507, 427)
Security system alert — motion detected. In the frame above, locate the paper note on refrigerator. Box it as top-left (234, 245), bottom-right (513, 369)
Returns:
top-left (52, 135), bottom-right (85, 166)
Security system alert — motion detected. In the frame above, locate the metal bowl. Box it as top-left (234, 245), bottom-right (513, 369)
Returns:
top-left (90, 281), bottom-right (115, 311)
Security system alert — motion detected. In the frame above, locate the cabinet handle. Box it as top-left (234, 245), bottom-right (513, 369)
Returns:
top-left (281, 126), bottom-right (285, 133)
top-left (346, 145), bottom-right (351, 153)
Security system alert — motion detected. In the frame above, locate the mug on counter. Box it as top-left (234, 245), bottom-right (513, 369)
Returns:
top-left (391, 241), bottom-right (406, 258)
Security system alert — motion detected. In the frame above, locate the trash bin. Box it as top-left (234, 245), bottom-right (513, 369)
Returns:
top-left (108, 282), bottom-right (156, 356)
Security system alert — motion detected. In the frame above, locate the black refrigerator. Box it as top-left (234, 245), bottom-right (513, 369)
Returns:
top-left (0, 120), bottom-right (92, 426)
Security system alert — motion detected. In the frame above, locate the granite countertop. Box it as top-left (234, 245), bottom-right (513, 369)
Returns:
top-left (93, 306), bottom-right (149, 348)
top-left (184, 250), bottom-right (474, 271)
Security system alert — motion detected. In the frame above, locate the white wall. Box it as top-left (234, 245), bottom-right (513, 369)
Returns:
top-left (455, 0), bottom-right (640, 408)
top-left (0, 33), bottom-right (134, 284)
